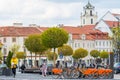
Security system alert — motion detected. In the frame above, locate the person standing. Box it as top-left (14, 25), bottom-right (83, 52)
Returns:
top-left (11, 64), bottom-right (17, 78)
top-left (42, 61), bottom-right (47, 77)
top-left (20, 63), bottom-right (26, 73)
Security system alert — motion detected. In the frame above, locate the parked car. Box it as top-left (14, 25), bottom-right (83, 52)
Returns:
top-left (114, 63), bottom-right (120, 74)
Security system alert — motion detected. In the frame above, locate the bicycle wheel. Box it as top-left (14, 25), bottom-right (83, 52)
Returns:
top-left (51, 72), bottom-right (59, 79)
top-left (63, 69), bottom-right (72, 79)
top-left (99, 74), bottom-right (105, 79)
top-left (71, 70), bottom-right (80, 79)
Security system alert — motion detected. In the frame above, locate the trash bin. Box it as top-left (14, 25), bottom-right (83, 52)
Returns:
top-left (5, 68), bottom-right (13, 76)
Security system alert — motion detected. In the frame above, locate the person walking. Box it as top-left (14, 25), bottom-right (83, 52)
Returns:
top-left (20, 63), bottom-right (26, 73)
top-left (11, 64), bottom-right (17, 78)
top-left (42, 61), bottom-right (47, 77)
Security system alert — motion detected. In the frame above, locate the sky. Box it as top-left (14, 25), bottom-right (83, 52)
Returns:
top-left (0, 0), bottom-right (120, 27)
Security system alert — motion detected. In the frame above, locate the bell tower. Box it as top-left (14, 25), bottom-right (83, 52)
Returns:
top-left (81, 1), bottom-right (97, 26)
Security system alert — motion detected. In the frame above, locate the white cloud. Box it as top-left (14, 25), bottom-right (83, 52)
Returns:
top-left (0, 0), bottom-right (119, 26)
top-left (111, 9), bottom-right (120, 14)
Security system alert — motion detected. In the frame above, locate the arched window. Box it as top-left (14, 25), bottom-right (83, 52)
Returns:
top-left (91, 18), bottom-right (93, 24)
top-left (90, 10), bottom-right (92, 16)
top-left (83, 19), bottom-right (85, 24)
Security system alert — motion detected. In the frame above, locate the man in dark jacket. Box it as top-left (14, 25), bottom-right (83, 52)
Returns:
top-left (20, 64), bottom-right (26, 73)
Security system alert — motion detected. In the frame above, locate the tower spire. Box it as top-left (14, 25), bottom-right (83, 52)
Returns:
top-left (80, 1), bottom-right (97, 26)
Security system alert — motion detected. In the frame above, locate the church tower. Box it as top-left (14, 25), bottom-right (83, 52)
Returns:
top-left (81, 1), bottom-right (97, 26)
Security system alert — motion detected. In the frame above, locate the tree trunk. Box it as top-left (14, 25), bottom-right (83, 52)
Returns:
top-left (39, 52), bottom-right (42, 66)
top-left (53, 48), bottom-right (56, 67)
top-left (30, 52), bottom-right (33, 68)
top-left (35, 53), bottom-right (37, 67)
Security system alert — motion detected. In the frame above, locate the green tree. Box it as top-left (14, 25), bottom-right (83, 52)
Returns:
top-left (24, 34), bottom-right (48, 66)
top-left (58, 44), bottom-right (73, 56)
top-left (100, 51), bottom-right (109, 65)
top-left (9, 44), bottom-right (20, 57)
top-left (16, 52), bottom-right (26, 59)
top-left (47, 52), bottom-right (58, 61)
top-left (0, 51), bottom-right (3, 61)
top-left (100, 51), bottom-right (109, 59)
top-left (16, 51), bottom-right (26, 68)
top-left (41, 27), bottom-right (69, 66)
top-left (112, 27), bottom-right (120, 62)
top-left (90, 50), bottom-right (100, 58)
top-left (72, 48), bottom-right (88, 60)
top-left (6, 51), bottom-right (14, 68)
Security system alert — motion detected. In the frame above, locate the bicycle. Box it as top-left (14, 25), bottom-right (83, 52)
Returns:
top-left (51, 68), bottom-right (64, 79)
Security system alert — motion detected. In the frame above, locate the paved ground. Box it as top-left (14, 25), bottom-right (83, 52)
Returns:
top-left (0, 71), bottom-right (120, 80)
top-left (0, 72), bottom-right (53, 80)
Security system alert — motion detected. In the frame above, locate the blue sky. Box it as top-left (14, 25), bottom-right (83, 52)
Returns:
top-left (0, 0), bottom-right (120, 27)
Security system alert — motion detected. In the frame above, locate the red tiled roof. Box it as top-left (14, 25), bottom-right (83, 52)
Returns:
top-left (0, 26), bottom-right (42, 37)
top-left (61, 26), bottom-right (81, 34)
top-left (112, 13), bottom-right (120, 16)
top-left (0, 25), bottom-right (109, 40)
top-left (105, 21), bottom-right (120, 28)
top-left (61, 25), bottom-right (109, 40)
top-left (38, 27), bottom-right (48, 31)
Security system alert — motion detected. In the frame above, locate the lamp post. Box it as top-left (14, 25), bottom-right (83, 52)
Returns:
top-left (0, 42), bottom-right (3, 63)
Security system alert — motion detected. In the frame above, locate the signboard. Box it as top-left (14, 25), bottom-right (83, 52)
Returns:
top-left (59, 52), bottom-right (63, 59)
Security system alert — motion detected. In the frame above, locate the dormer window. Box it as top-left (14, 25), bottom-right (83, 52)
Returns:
top-left (81, 34), bottom-right (86, 40)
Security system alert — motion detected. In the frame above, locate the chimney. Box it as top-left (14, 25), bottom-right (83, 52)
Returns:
top-left (58, 24), bottom-right (64, 27)
top-left (13, 23), bottom-right (23, 27)
top-left (29, 24), bottom-right (37, 27)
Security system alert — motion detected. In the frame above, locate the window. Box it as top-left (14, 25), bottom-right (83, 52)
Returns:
top-left (91, 18), bottom-right (93, 24)
top-left (81, 34), bottom-right (86, 40)
top-left (78, 43), bottom-right (80, 47)
top-left (83, 19), bottom-right (85, 24)
top-left (90, 10), bottom-right (92, 16)
top-left (99, 42), bottom-right (101, 46)
top-left (87, 43), bottom-right (89, 48)
top-left (83, 43), bottom-right (85, 48)
top-left (93, 43), bottom-right (95, 47)
top-left (103, 41), bottom-right (105, 46)
top-left (12, 37), bottom-right (16, 42)
top-left (85, 11), bottom-right (86, 14)
top-left (110, 41), bottom-right (112, 47)
top-left (106, 41), bottom-right (108, 46)
top-left (75, 43), bottom-right (77, 48)
top-left (3, 38), bottom-right (6, 43)
top-left (96, 42), bottom-right (97, 46)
